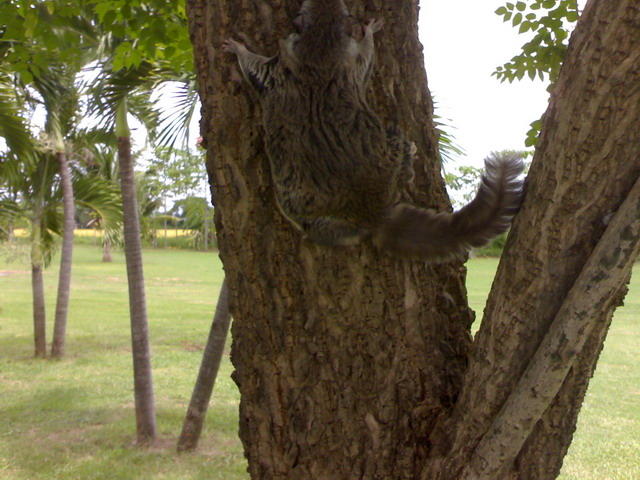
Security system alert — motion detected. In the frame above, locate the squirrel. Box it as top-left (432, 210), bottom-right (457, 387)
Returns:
top-left (223, 0), bottom-right (524, 262)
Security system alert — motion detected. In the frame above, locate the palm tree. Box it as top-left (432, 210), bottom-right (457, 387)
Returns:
top-left (88, 62), bottom-right (163, 444)
top-left (1, 0), bottom-right (102, 358)
top-left (1, 72), bottom-right (61, 358)
top-left (73, 6), bottom-right (196, 440)
top-left (31, 67), bottom-right (83, 359)
top-left (1, 61), bottom-right (122, 358)
top-left (2, 153), bottom-right (64, 357)
top-left (30, 157), bottom-right (63, 358)
top-left (116, 95), bottom-right (157, 443)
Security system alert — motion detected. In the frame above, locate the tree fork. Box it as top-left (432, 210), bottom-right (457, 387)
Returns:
top-left (465, 171), bottom-right (640, 479)
top-left (434, 1), bottom-right (640, 478)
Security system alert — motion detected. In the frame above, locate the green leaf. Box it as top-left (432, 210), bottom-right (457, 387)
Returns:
top-left (565, 10), bottom-right (579, 22)
top-left (512, 12), bottom-right (523, 26)
top-left (112, 55), bottom-right (125, 72)
top-left (112, 23), bottom-right (125, 38)
top-left (20, 69), bottom-right (34, 84)
top-left (164, 45), bottom-right (176, 59)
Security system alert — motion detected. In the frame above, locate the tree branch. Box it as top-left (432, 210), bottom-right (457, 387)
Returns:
top-left (464, 172), bottom-right (640, 479)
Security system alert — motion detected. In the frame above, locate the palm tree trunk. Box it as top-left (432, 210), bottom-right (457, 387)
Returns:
top-left (30, 217), bottom-right (46, 358)
top-left (203, 197), bottom-right (209, 251)
top-left (102, 237), bottom-right (113, 262)
top-left (177, 278), bottom-right (231, 452)
top-left (117, 106), bottom-right (157, 444)
top-left (51, 151), bottom-right (74, 359)
top-left (203, 218), bottom-right (208, 250)
top-left (164, 219), bottom-right (168, 248)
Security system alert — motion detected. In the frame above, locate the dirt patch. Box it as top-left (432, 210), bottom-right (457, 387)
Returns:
top-left (182, 341), bottom-right (205, 352)
top-left (0, 270), bottom-right (29, 277)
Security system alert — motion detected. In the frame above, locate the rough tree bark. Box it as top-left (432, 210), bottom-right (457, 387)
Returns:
top-left (186, 0), bottom-right (640, 478)
top-left (51, 151), bottom-right (74, 358)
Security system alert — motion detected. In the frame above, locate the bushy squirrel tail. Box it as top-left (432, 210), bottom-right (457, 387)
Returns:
top-left (373, 152), bottom-right (525, 262)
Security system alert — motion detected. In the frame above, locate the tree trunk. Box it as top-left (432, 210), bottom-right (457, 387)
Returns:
top-left (163, 218), bottom-right (168, 248)
top-left (117, 101), bottom-right (157, 444)
top-left (187, 1), bottom-right (469, 477)
top-left (177, 277), bottom-right (231, 452)
top-left (102, 237), bottom-right (113, 262)
top-left (186, 0), bottom-right (640, 478)
top-left (31, 216), bottom-right (47, 358)
top-left (51, 151), bottom-right (75, 359)
top-left (203, 202), bottom-right (209, 251)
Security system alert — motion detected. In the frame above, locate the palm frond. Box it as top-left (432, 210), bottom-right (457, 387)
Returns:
top-left (154, 77), bottom-right (199, 150)
top-left (0, 198), bottom-right (23, 223)
top-left (0, 74), bottom-right (36, 161)
top-left (433, 96), bottom-right (465, 164)
top-left (73, 172), bottom-right (123, 232)
top-left (87, 60), bottom-right (157, 124)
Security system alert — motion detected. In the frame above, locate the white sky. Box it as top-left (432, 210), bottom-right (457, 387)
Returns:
top-left (419, 0), bottom-right (587, 167)
top-left (419, 0), bottom-right (550, 167)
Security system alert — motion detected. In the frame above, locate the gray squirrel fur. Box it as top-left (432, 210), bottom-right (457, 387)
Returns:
top-left (223, 0), bottom-right (524, 262)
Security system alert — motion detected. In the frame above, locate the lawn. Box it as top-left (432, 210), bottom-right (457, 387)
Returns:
top-left (0, 244), bottom-right (246, 480)
top-left (0, 246), bottom-right (638, 479)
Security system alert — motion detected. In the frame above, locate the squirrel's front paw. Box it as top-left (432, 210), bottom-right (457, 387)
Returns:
top-left (222, 38), bottom-right (246, 55)
top-left (363, 18), bottom-right (383, 35)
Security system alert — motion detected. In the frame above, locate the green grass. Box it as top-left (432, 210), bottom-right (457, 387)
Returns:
top-left (0, 247), bottom-right (638, 478)
top-left (0, 244), bottom-right (246, 480)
